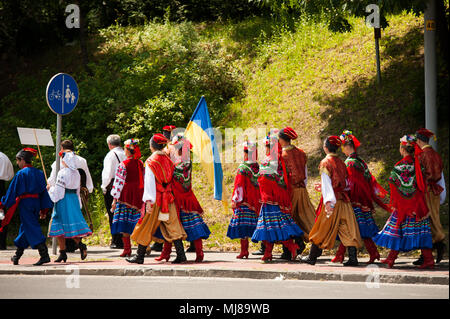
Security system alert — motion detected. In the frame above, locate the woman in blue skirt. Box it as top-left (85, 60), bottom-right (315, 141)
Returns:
top-left (48, 152), bottom-right (92, 262)
top-left (227, 141), bottom-right (260, 259)
top-left (252, 131), bottom-right (304, 262)
top-left (110, 139), bottom-right (144, 257)
top-left (373, 134), bottom-right (433, 269)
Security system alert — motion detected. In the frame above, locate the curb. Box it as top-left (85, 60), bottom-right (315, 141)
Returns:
top-left (1, 266), bottom-right (448, 286)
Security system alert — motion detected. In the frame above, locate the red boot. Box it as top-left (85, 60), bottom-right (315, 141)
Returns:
top-left (364, 238), bottom-right (380, 264)
top-left (155, 241), bottom-right (172, 262)
top-left (281, 239), bottom-right (300, 261)
top-left (236, 238), bottom-right (249, 259)
top-left (194, 239), bottom-right (204, 262)
top-left (418, 248), bottom-right (435, 269)
top-left (381, 250), bottom-right (399, 268)
top-left (261, 241), bottom-right (274, 262)
top-left (331, 243), bottom-right (346, 263)
top-left (120, 236), bottom-right (132, 257)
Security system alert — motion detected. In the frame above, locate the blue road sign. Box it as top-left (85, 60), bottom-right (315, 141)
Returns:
top-left (46, 73), bottom-right (79, 115)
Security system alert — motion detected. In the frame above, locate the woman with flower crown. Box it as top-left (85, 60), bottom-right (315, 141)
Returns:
top-left (227, 140), bottom-right (261, 259)
top-left (251, 131), bottom-right (304, 262)
top-left (110, 139), bottom-right (144, 258)
top-left (373, 134), bottom-right (433, 269)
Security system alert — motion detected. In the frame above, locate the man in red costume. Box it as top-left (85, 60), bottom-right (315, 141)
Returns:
top-left (301, 136), bottom-right (362, 266)
top-left (278, 127), bottom-right (316, 260)
top-left (128, 134), bottom-right (187, 264)
top-left (413, 128), bottom-right (446, 265)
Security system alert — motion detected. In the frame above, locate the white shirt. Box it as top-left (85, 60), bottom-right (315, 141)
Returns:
top-left (101, 147), bottom-right (126, 193)
top-left (321, 172), bottom-right (336, 206)
top-left (48, 153), bottom-right (94, 193)
top-left (437, 172), bottom-right (447, 205)
top-left (142, 165), bottom-right (156, 204)
top-left (0, 152), bottom-right (14, 182)
top-left (48, 167), bottom-right (82, 207)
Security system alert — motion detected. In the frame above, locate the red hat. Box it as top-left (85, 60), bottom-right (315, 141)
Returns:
top-left (23, 148), bottom-right (38, 156)
top-left (163, 125), bottom-right (176, 132)
top-left (327, 136), bottom-right (342, 147)
top-left (416, 128), bottom-right (436, 142)
top-left (152, 133), bottom-right (169, 145)
top-left (279, 127), bottom-right (298, 140)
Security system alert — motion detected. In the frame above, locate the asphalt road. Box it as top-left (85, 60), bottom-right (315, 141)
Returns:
top-left (0, 275), bottom-right (448, 299)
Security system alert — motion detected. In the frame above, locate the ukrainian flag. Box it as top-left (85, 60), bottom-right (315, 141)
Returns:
top-left (185, 96), bottom-right (224, 201)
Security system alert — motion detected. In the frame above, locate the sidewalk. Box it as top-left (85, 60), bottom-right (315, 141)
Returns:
top-left (0, 246), bottom-right (448, 285)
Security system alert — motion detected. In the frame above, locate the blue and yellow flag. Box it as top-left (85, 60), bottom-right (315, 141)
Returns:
top-left (185, 96), bottom-right (224, 202)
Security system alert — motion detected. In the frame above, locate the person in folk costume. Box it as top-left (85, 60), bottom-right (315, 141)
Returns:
top-left (146, 124), bottom-right (178, 254)
top-left (373, 134), bottom-right (434, 269)
top-left (0, 150), bottom-right (14, 250)
top-left (227, 140), bottom-right (261, 259)
top-left (47, 139), bottom-right (94, 253)
top-left (278, 127), bottom-right (316, 260)
top-left (251, 131), bottom-right (304, 262)
top-left (47, 151), bottom-right (92, 262)
top-left (110, 139), bottom-right (144, 258)
top-left (413, 128), bottom-right (446, 265)
top-left (331, 130), bottom-right (390, 265)
top-left (101, 134), bottom-right (126, 249)
top-left (0, 148), bottom-right (53, 265)
top-left (301, 136), bottom-right (363, 266)
top-left (155, 133), bottom-right (210, 262)
top-left (127, 133), bottom-right (188, 264)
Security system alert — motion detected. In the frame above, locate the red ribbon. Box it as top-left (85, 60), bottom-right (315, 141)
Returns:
top-left (0, 194), bottom-right (39, 232)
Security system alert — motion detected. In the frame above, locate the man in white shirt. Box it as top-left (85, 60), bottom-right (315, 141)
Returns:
top-left (47, 140), bottom-right (94, 252)
top-left (0, 151), bottom-right (14, 249)
top-left (101, 134), bottom-right (126, 249)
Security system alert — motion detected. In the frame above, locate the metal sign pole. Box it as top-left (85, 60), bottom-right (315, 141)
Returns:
top-left (424, 0), bottom-right (438, 150)
top-left (52, 114), bottom-right (62, 255)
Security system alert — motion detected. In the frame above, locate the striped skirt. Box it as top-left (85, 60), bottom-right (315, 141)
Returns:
top-left (373, 211), bottom-right (432, 252)
top-left (48, 191), bottom-right (92, 238)
top-left (227, 205), bottom-right (258, 239)
top-left (353, 206), bottom-right (379, 239)
top-left (111, 202), bottom-right (141, 235)
top-left (251, 203), bottom-right (304, 243)
top-left (180, 210), bottom-right (211, 242)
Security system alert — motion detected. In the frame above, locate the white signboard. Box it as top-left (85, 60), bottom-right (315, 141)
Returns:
top-left (17, 127), bottom-right (54, 146)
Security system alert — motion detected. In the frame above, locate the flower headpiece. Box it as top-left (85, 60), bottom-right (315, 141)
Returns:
top-left (339, 130), bottom-right (361, 149)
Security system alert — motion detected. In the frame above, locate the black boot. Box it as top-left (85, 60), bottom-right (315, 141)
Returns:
top-left (300, 244), bottom-right (322, 265)
top-left (33, 243), bottom-right (50, 266)
top-left (126, 244), bottom-right (147, 264)
top-left (185, 241), bottom-right (196, 252)
top-left (79, 241), bottom-right (88, 260)
top-left (252, 242), bottom-right (266, 256)
top-left (343, 247), bottom-right (359, 266)
top-left (279, 244), bottom-right (291, 260)
top-left (413, 254), bottom-right (424, 265)
top-left (435, 241), bottom-right (446, 264)
top-left (151, 241), bottom-right (163, 252)
top-left (54, 250), bottom-right (67, 263)
top-left (295, 237), bottom-right (306, 256)
top-left (11, 247), bottom-right (24, 265)
top-left (172, 239), bottom-right (187, 264)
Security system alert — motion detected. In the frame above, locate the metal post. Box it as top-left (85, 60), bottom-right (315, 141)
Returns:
top-left (424, 0), bottom-right (438, 150)
top-left (52, 114), bottom-right (62, 255)
top-left (375, 30), bottom-right (382, 84)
